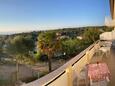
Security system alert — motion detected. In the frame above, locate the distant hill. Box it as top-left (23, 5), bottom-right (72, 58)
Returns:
top-left (0, 26), bottom-right (113, 37)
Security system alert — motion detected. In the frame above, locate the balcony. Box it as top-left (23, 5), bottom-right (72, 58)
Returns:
top-left (21, 40), bottom-right (115, 86)
top-left (73, 41), bottom-right (115, 86)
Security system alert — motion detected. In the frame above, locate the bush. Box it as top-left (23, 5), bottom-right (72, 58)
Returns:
top-left (21, 76), bottom-right (38, 83)
top-left (39, 55), bottom-right (48, 61)
top-left (35, 52), bottom-right (48, 62)
top-left (0, 78), bottom-right (13, 86)
top-left (39, 71), bottom-right (49, 78)
top-left (34, 51), bottom-right (41, 60)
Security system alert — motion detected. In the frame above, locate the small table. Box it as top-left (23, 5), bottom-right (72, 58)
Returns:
top-left (88, 62), bottom-right (110, 86)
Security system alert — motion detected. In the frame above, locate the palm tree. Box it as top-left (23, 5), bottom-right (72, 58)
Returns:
top-left (38, 31), bottom-right (61, 72)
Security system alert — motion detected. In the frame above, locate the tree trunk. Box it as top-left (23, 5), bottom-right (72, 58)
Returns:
top-left (48, 58), bottom-right (52, 72)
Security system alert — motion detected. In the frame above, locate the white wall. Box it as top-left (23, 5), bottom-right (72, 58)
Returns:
top-left (112, 29), bottom-right (115, 40)
top-left (100, 32), bottom-right (112, 41)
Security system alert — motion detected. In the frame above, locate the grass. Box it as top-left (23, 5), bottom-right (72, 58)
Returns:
top-left (21, 76), bottom-right (38, 83)
top-left (39, 71), bottom-right (49, 78)
top-left (0, 78), bottom-right (14, 86)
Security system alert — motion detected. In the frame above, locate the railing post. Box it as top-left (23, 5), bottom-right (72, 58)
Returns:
top-left (66, 66), bottom-right (73, 86)
top-left (96, 41), bottom-right (100, 49)
top-left (86, 51), bottom-right (90, 64)
top-left (98, 43), bottom-right (100, 49)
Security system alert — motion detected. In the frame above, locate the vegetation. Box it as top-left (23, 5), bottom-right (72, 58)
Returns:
top-left (61, 39), bottom-right (79, 57)
top-left (0, 26), bottom-right (113, 85)
top-left (0, 26), bottom-right (113, 62)
top-left (38, 31), bottom-right (61, 72)
top-left (83, 28), bottom-right (101, 43)
top-left (5, 35), bottom-right (35, 81)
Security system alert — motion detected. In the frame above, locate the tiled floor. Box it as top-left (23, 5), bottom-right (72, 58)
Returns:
top-left (103, 47), bottom-right (115, 86)
top-left (89, 47), bottom-right (115, 86)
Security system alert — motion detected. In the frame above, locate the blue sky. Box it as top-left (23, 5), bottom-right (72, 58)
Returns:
top-left (0, 0), bottom-right (110, 33)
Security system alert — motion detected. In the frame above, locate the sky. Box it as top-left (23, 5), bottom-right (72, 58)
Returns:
top-left (0, 0), bottom-right (111, 34)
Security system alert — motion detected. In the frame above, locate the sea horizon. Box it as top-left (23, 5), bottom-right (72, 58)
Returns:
top-left (0, 25), bottom-right (104, 35)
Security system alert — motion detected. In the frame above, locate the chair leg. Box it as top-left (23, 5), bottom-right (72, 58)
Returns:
top-left (90, 79), bottom-right (93, 86)
top-left (85, 69), bottom-right (88, 86)
top-left (77, 78), bottom-right (79, 86)
top-left (85, 77), bottom-right (88, 86)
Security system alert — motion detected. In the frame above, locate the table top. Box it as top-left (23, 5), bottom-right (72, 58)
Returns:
top-left (88, 62), bottom-right (110, 82)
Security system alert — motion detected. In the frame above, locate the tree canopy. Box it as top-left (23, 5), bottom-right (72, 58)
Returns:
top-left (38, 31), bottom-right (61, 72)
top-left (5, 35), bottom-right (35, 64)
top-left (83, 28), bottom-right (100, 43)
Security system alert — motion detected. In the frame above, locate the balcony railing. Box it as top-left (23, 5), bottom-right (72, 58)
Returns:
top-left (22, 41), bottom-right (100, 86)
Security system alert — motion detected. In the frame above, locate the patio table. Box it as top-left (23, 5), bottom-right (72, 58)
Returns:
top-left (88, 62), bottom-right (110, 86)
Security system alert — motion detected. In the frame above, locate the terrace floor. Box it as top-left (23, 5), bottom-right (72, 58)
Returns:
top-left (74, 46), bottom-right (115, 86)
top-left (103, 47), bottom-right (115, 86)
